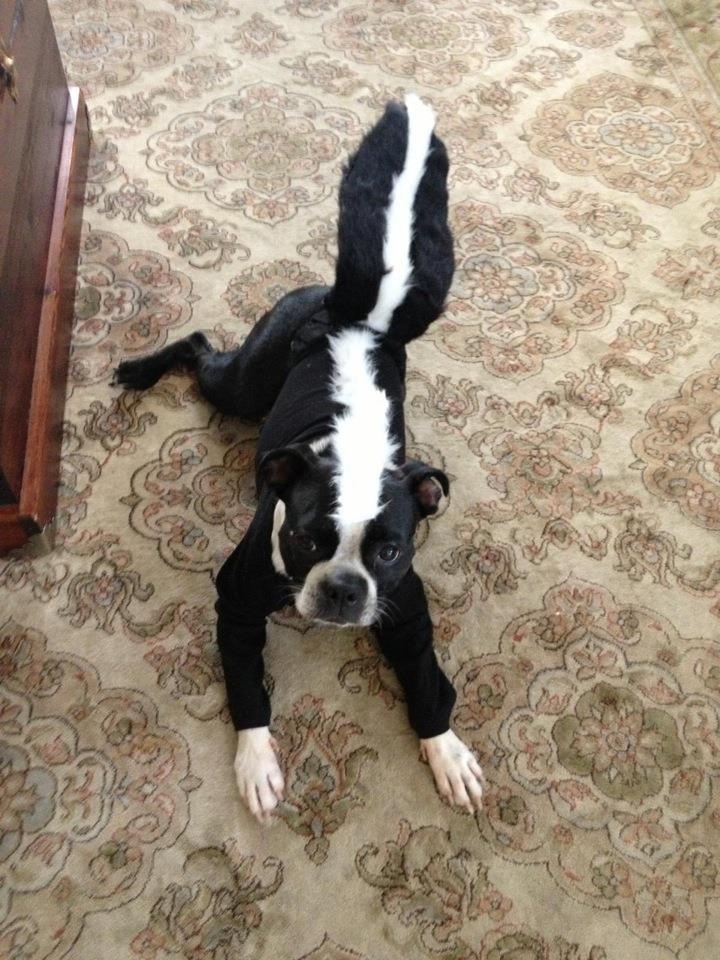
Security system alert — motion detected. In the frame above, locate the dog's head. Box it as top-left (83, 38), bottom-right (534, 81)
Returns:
top-left (260, 444), bottom-right (448, 626)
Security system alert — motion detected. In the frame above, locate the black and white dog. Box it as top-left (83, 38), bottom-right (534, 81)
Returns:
top-left (115, 95), bottom-right (484, 822)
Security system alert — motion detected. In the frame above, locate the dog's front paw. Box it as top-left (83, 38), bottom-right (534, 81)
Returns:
top-left (234, 727), bottom-right (285, 824)
top-left (113, 357), bottom-right (161, 391)
top-left (420, 729), bottom-right (484, 813)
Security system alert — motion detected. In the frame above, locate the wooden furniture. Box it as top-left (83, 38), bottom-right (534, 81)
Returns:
top-left (0, 0), bottom-right (89, 553)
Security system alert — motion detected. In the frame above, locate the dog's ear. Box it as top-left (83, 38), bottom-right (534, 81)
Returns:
top-left (258, 445), bottom-right (317, 497)
top-left (399, 460), bottom-right (450, 517)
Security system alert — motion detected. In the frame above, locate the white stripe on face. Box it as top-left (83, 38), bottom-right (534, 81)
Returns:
top-left (365, 93), bottom-right (436, 334)
top-left (270, 499), bottom-right (287, 576)
top-left (269, 443), bottom-right (379, 624)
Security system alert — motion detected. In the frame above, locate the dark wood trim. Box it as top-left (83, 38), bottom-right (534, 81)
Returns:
top-left (0, 87), bottom-right (89, 553)
top-left (0, 4), bottom-right (70, 495)
top-left (0, 505), bottom-right (34, 552)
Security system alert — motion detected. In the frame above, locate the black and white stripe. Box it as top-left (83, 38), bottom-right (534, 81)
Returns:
top-left (293, 94), bottom-right (453, 622)
top-left (327, 93), bottom-right (454, 345)
top-left (327, 94), bottom-right (449, 528)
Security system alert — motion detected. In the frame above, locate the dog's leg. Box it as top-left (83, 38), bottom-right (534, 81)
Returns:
top-left (373, 568), bottom-right (484, 812)
top-left (215, 505), bottom-right (293, 824)
top-left (419, 730), bottom-right (484, 813)
top-left (114, 284), bottom-right (330, 420)
top-left (114, 331), bottom-right (212, 391)
top-left (234, 726), bottom-right (285, 825)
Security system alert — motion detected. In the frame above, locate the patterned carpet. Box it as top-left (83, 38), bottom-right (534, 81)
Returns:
top-left (2, 1), bottom-right (720, 957)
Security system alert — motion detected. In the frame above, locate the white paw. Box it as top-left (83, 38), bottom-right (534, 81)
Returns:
top-left (420, 729), bottom-right (484, 813)
top-left (234, 727), bottom-right (285, 824)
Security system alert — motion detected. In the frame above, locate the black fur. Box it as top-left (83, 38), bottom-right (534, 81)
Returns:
top-left (115, 286), bottom-right (331, 419)
top-left (327, 100), bottom-right (454, 343)
top-left (115, 99), bottom-right (453, 411)
top-left (114, 98), bottom-right (459, 741)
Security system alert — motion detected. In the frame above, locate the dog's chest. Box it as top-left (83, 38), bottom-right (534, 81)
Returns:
top-left (256, 341), bottom-right (407, 468)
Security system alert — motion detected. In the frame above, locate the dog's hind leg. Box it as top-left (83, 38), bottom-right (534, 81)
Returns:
top-left (114, 331), bottom-right (212, 392)
top-left (114, 285), bottom-right (330, 420)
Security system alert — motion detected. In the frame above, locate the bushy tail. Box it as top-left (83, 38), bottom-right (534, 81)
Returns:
top-left (326, 94), bottom-right (454, 345)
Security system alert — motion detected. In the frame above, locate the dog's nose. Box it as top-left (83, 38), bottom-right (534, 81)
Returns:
top-left (319, 570), bottom-right (368, 622)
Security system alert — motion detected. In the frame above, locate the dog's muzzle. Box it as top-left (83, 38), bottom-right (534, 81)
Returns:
top-left (315, 569), bottom-right (369, 624)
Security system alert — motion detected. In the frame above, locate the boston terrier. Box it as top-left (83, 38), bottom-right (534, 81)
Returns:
top-left (115, 95), bottom-right (484, 823)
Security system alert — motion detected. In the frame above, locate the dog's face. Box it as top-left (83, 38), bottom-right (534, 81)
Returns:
top-left (260, 445), bottom-right (448, 626)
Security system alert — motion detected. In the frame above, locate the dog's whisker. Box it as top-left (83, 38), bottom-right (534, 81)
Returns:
top-left (373, 596), bottom-right (401, 626)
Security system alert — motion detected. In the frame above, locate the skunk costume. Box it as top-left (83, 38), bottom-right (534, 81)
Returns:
top-left (115, 94), bottom-right (456, 740)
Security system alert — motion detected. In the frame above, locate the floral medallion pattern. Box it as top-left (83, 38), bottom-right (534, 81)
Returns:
top-left (322, 0), bottom-right (528, 88)
top-left (631, 354), bottom-right (720, 530)
top-left (51, 0), bottom-right (195, 96)
top-left (223, 259), bottom-right (326, 324)
top-left (430, 200), bottom-right (625, 380)
top-left (225, 13), bottom-right (292, 57)
top-left (146, 83), bottom-right (360, 222)
top-left (356, 819), bottom-right (608, 960)
top-left (356, 819), bottom-right (512, 955)
top-left (527, 73), bottom-right (717, 206)
top-left (0, 619), bottom-right (196, 958)
top-left (131, 843), bottom-right (283, 959)
top-left (122, 414), bottom-right (258, 572)
top-left (548, 11), bottom-right (625, 47)
top-left (70, 226), bottom-right (197, 391)
top-left (453, 579), bottom-right (720, 952)
top-left (654, 243), bottom-right (720, 300)
top-left (6, 1), bottom-right (720, 957)
top-left (59, 550), bottom-right (162, 635)
top-left (138, 603), bottom-right (227, 722)
top-left (466, 419), bottom-right (639, 522)
top-left (273, 695), bottom-right (377, 864)
top-left (338, 634), bottom-right (405, 709)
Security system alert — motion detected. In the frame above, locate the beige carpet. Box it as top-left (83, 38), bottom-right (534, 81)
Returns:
top-left (2, 1), bottom-right (720, 957)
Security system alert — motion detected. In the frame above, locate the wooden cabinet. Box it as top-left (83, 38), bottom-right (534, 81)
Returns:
top-left (0, 0), bottom-right (89, 552)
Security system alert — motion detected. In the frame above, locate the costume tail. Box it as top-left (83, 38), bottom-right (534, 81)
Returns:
top-left (326, 94), bottom-right (454, 345)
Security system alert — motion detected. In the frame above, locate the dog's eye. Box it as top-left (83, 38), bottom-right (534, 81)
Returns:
top-left (293, 532), bottom-right (317, 552)
top-left (378, 544), bottom-right (400, 563)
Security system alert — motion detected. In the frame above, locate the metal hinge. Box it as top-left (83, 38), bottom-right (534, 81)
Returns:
top-left (0, 35), bottom-right (18, 103)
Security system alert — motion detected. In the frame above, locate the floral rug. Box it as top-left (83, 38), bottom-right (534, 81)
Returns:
top-left (2, 1), bottom-right (720, 958)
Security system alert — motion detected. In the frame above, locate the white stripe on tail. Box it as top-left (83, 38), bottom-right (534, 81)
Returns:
top-left (365, 93), bottom-right (436, 334)
top-left (328, 95), bottom-right (434, 529)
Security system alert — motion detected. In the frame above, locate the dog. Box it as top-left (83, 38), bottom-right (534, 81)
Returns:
top-left (115, 94), bottom-right (484, 823)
